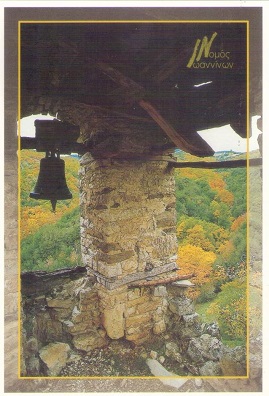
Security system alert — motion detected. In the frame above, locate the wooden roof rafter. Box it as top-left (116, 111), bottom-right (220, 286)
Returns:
top-left (96, 61), bottom-right (214, 157)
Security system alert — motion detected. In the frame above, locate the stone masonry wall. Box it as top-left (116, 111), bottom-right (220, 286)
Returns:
top-left (97, 284), bottom-right (169, 344)
top-left (79, 153), bottom-right (178, 289)
top-left (21, 271), bottom-right (248, 379)
top-left (21, 271), bottom-right (177, 376)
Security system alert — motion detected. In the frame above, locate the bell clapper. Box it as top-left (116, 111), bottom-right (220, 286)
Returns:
top-left (50, 199), bottom-right (57, 213)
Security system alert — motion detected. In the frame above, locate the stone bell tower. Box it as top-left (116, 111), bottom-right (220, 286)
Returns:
top-left (78, 119), bottom-right (179, 343)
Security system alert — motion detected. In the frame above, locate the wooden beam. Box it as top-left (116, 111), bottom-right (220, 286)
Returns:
top-left (171, 157), bottom-right (262, 169)
top-left (96, 62), bottom-right (214, 157)
top-left (128, 273), bottom-right (195, 288)
top-left (139, 99), bottom-right (214, 157)
top-left (20, 137), bottom-right (88, 155)
top-left (96, 62), bottom-right (144, 101)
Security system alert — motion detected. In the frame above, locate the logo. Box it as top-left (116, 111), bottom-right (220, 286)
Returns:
top-left (187, 32), bottom-right (233, 70)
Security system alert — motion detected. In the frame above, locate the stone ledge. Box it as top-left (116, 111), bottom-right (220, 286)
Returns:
top-left (21, 266), bottom-right (88, 296)
top-left (87, 262), bottom-right (178, 290)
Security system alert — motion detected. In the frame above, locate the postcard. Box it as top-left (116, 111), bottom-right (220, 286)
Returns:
top-left (3, 2), bottom-right (266, 394)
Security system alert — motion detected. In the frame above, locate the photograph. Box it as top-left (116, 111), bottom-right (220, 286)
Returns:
top-left (3, 2), bottom-right (265, 393)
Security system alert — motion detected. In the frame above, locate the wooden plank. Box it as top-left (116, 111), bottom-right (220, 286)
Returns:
top-left (128, 273), bottom-right (195, 288)
top-left (139, 99), bottom-right (214, 157)
top-left (171, 157), bottom-right (262, 169)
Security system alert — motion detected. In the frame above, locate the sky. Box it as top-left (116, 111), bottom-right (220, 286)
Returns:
top-left (198, 116), bottom-right (260, 153)
top-left (19, 113), bottom-right (260, 154)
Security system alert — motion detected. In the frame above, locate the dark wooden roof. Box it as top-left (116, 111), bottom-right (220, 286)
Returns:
top-left (20, 21), bottom-right (258, 157)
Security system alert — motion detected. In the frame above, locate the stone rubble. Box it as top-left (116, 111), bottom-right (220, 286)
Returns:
top-left (39, 342), bottom-right (71, 376)
top-left (21, 270), bottom-right (248, 378)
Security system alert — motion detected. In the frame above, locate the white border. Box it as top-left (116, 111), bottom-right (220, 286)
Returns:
top-left (2, 1), bottom-right (268, 395)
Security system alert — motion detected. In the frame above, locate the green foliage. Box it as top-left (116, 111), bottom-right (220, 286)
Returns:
top-left (206, 275), bottom-right (247, 341)
top-left (20, 150), bottom-right (81, 272)
top-left (195, 283), bottom-right (217, 304)
top-left (175, 152), bottom-right (247, 345)
top-left (219, 168), bottom-right (247, 218)
top-left (21, 206), bottom-right (81, 272)
top-left (214, 218), bottom-right (247, 274)
top-left (175, 177), bottom-right (215, 222)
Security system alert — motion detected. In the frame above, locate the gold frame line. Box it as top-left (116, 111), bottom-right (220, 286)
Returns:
top-left (18, 19), bottom-right (250, 381)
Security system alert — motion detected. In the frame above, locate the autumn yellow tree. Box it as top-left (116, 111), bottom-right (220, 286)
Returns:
top-left (184, 224), bottom-right (215, 252)
top-left (231, 213), bottom-right (247, 231)
top-left (177, 244), bottom-right (216, 299)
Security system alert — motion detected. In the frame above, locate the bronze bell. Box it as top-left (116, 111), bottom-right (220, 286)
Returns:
top-left (30, 151), bottom-right (72, 212)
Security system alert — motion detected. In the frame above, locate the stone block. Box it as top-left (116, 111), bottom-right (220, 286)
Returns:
top-left (169, 296), bottom-right (195, 316)
top-left (94, 240), bottom-right (121, 254)
top-left (47, 298), bottom-right (74, 309)
top-left (63, 320), bottom-right (93, 335)
top-left (98, 250), bottom-right (135, 265)
top-left (71, 307), bottom-right (89, 324)
top-left (126, 295), bottom-right (151, 309)
top-left (102, 303), bottom-right (125, 339)
top-left (39, 342), bottom-right (70, 376)
top-left (153, 286), bottom-right (168, 297)
top-left (35, 313), bottom-right (63, 343)
top-left (138, 234), bottom-right (178, 262)
top-left (121, 259), bottom-right (138, 275)
top-left (187, 334), bottom-right (222, 364)
top-left (79, 302), bottom-right (99, 314)
top-left (72, 330), bottom-right (107, 353)
top-left (136, 300), bottom-right (159, 315)
top-left (201, 322), bottom-right (221, 339)
top-left (127, 288), bottom-right (141, 301)
top-left (97, 262), bottom-right (122, 278)
top-left (79, 288), bottom-right (98, 304)
top-left (97, 285), bottom-right (127, 309)
top-left (219, 346), bottom-right (247, 376)
top-left (155, 212), bottom-right (176, 228)
top-left (125, 327), bottom-right (136, 335)
top-left (126, 330), bottom-right (151, 343)
top-left (199, 361), bottom-right (222, 376)
top-left (125, 311), bottom-right (152, 328)
top-left (153, 320), bottom-right (166, 335)
top-left (182, 313), bottom-right (200, 326)
top-left (26, 337), bottom-right (38, 355)
top-left (165, 342), bottom-right (182, 363)
top-left (98, 283), bottom-right (127, 295)
top-left (173, 322), bottom-right (203, 339)
top-left (26, 356), bottom-right (40, 376)
top-left (150, 350), bottom-right (158, 359)
top-left (153, 308), bottom-right (164, 323)
top-left (126, 306), bottom-right (136, 317)
top-left (159, 356), bottom-right (165, 364)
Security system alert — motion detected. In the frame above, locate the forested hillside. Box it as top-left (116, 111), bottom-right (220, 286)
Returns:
top-left (174, 152), bottom-right (247, 344)
top-left (20, 148), bottom-right (253, 345)
top-left (20, 150), bottom-right (81, 272)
